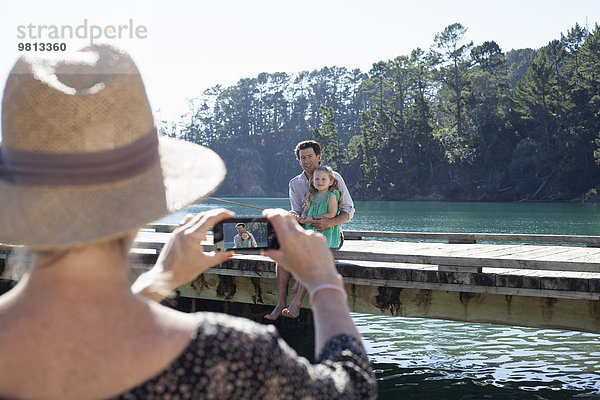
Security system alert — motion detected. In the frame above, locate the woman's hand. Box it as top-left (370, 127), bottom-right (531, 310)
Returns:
top-left (297, 216), bottom-right (312, 225)
top-left (262, 209), bottom-right (341, 292)
top-left (132, 208), bottom-right (234, 301)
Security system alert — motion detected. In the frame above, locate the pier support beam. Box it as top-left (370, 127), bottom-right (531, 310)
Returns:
top-left (168, 271), bottom-right (600, 333)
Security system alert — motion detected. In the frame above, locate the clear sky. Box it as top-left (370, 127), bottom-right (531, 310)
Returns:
top-left (1, 0), bottom-right (599, 133)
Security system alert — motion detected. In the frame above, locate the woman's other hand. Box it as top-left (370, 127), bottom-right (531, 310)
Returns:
top-left (261, 209), bottom-right (341, 292)
top-left (132, 208), bottom-right (234, 301)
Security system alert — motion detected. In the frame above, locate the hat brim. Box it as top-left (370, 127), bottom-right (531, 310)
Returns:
top-left (0, 137), bottom-right (226, 250)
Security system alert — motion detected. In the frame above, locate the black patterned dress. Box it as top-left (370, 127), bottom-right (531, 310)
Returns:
top-left (114, 312), bottom-right (377, 399)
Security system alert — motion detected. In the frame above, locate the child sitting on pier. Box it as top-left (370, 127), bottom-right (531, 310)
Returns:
top-left (299, 165), bottom-right (342, 249)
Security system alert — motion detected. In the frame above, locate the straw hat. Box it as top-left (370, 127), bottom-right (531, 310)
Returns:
top-left (0, 44), bottom-right (226, 249)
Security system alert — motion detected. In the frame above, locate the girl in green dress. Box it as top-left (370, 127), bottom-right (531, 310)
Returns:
top-left (240, 231), bottom-right (253, 248)
top-left (300, 166), bottom-right (342, 248)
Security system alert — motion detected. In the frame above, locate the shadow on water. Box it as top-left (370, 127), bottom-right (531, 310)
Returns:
top-left (277, 324), bottom-right (316, 363)
top-left (276, 324), bottom-right (600, 399)
top-left (374, 363), bottom-right (598, 400)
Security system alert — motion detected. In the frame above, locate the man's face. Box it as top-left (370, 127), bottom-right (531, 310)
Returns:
top-left (236, 225), bottom-right (245, 234)
top-left (298, 147), bottom-right (321, 176)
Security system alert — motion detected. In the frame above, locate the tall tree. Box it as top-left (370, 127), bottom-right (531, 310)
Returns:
top-left (432, 23), bottom-right (473, 138)
top-left (313, 106), bottom-right (341, 169)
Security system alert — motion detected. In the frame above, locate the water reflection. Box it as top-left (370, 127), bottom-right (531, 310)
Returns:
top-left (347, 201), bottom-right (600, 235)
top-left (354, 314), bottom-right (600, 398)
top-left (161, 198), bottom-right (600, 236)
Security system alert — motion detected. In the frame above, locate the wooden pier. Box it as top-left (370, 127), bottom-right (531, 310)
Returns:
top-left (2, 225), bottom-right (600, 333)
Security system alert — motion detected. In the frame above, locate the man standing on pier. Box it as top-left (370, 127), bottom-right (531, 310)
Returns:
top-left (265, 140), bottom-right (355, 320)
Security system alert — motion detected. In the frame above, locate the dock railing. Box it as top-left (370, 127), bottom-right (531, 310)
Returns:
top-left (2, 223), bottom-right (600, 332)
top-left (343, 230), bottom-right (600, 247)
top-left (132, 224), bottom-right (600, 273)
top-left (142, 223), bottom-right (600, 246)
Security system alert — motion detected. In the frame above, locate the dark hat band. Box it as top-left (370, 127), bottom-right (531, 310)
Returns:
top-left (0, 128), bottom-right (159, 186)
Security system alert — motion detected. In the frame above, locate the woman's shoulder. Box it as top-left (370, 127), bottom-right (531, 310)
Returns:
top-left (113, 312), bottom-right (280, 399)
top-left (192, 312), bottom-right (279, 343)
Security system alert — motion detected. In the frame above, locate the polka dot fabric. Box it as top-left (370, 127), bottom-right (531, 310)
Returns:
top-left (113, 312), bottom-right (376, 399)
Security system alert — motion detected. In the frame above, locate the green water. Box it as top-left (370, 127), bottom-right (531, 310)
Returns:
top-left (160, 199), bottom-right (600, 399)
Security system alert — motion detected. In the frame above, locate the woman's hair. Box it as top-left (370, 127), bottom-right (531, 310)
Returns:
top-left (7, 235), bottom-right (133, 280)
top-left (302, 166), bottom-right (341, 212)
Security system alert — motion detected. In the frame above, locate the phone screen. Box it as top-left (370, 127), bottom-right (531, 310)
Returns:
top-left (213, 218), bottom-right (279, 252)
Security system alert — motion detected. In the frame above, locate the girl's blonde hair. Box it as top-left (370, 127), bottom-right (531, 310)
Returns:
top-left (302, 166), bottom-right (341, 212)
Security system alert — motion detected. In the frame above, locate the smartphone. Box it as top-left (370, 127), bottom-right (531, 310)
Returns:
top-left (213, 217), bottom-right (279, 253)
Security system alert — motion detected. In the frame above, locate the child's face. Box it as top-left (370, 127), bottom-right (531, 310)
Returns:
top-left (313, 170), bottom-right (333, 191)
top-left (241, 232), bottom-right (249, 240)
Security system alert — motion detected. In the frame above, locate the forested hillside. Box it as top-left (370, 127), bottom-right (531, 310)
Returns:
top-left (162, 23), bottom-right (600, 201)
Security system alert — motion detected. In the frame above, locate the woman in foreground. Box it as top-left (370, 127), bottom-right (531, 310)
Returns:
top-left (0, 44), bottom-right (376, 399)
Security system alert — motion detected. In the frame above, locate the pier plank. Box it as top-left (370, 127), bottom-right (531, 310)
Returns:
top-left (566, 249), bottom-right (600, 262)
top-left (441, 244), bottom-right (525, 258)
top-left (524, 247), bottom-right (600, 262)
top-left (437, 245), bottom-right (529, 259)
top-left (334, 239), bottom-right (600, 272)
top-left (342, 230), bottom-right (600, 246)
top-left (493, 246), bottom-right (579, 260)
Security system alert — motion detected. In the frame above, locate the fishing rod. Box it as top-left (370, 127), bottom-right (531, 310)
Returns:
top-left (206, 197), bottom-right (265, 211)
